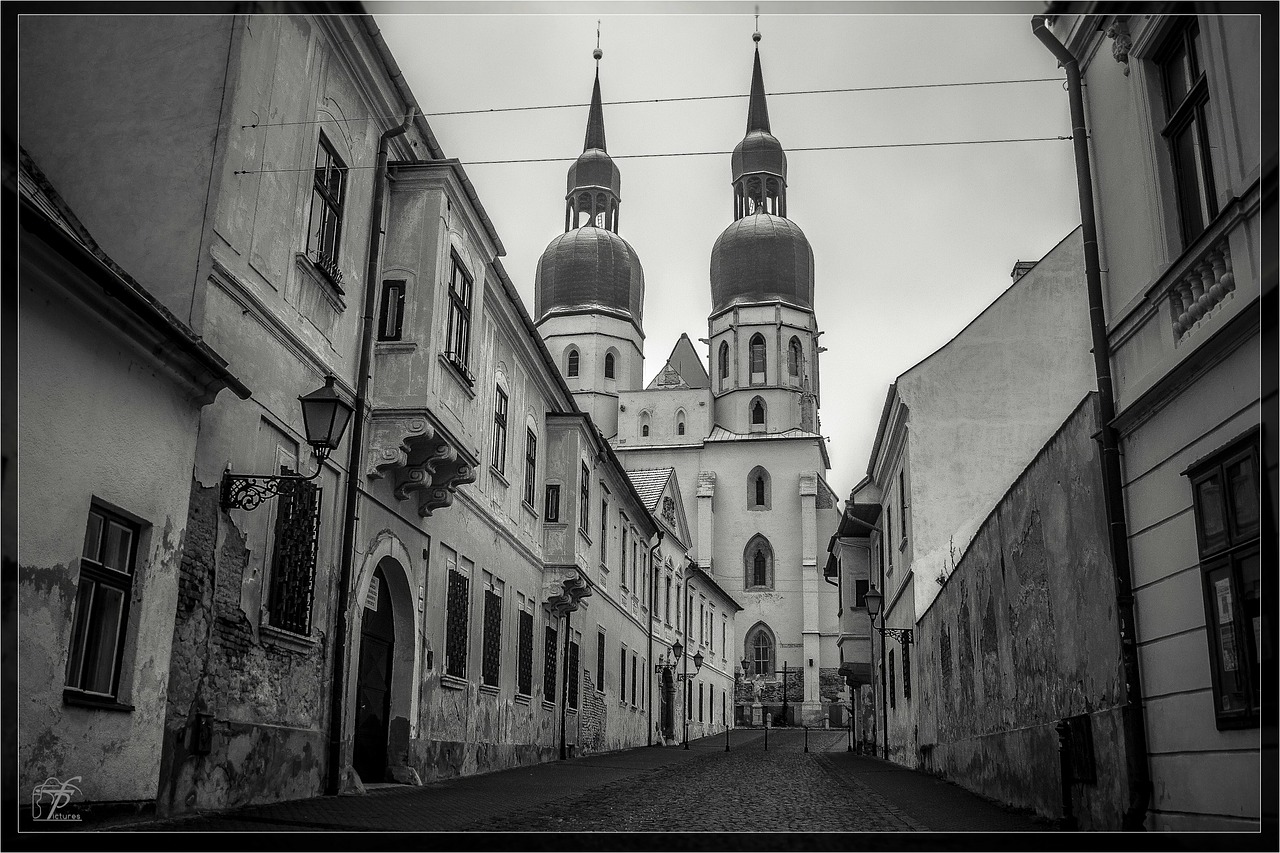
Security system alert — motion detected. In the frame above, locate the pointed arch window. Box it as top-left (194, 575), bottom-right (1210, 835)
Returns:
top-left (745, 623), bottom-right (775, 677)
top-left (640, 411), bottom-right (651, 438)
top-left (604, 352), bottom-right (616, 379)
top-left (750, 397), bottom-right (766, 432)
top-left (718, 342), bottom-right (730, 384)
top-left (676, 409), bottom-right (686, 436)
top-left (748, 466), bottom-right (771, 510)
top-left (744, 535), bottom-right (774, 590)
top-left (788, 337), bottom-right (803, 384)
top-left (567, 348), bottom-right (579, 378)
top-left (749, 334), bottom-right (766, 383)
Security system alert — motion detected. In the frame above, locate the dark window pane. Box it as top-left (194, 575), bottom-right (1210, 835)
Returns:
top-left (82, 585), bottom-right (125, 693)
top-left (482, 590), bottom-right (502, 687)
top-left (543, 626), bottom-right (558, 700)
top-left (1163, 41), bottom-right (1190, 108)
top-left (568, 641), bottom-right (580, 709)
top-left (1206, 564), bottom-right (1248, 714)
top-left (1196, 474), bottom-right (1228, 545)
top-left (65, 578), bottom-right (95, 688)
top-left (517, 610), bottom-right (534, 696)
top-left (1227, 457), bottom-right (1260, 532)
top-left (445, 570), bottom-right (469, 678)
top-left (82, 512), bottom-right (104, 560)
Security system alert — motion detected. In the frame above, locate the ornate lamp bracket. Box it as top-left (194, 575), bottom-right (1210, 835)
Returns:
top-left (876, 626), bottom-right (914, 646)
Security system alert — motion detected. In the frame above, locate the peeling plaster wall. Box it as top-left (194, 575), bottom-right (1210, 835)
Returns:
top-left (909, 395), bottom-right (1129, 829)
top-left (18, 268), bottom-right (203, 805)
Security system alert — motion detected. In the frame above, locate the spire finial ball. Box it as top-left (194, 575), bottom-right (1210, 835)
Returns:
top-left (752, 31), bottom-right (761, 43)
top-left (593, 48), bottom-right (603, 60)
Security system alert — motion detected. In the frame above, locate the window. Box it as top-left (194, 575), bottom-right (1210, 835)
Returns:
top-left (855, 578), bottom-right (869, 609)
top-left (749, 334), bottom-right (766, 381)
top-left (567, 632), bottom-right (580, 710)
top-left (1187, 434), bottom-right (1262, 728)
top-left (642, 424), bottom-right (650, 437)
top-left (748, 466), bottom-right (770, 510)
top-left (444, 548), bottom-right (471, 679)
top-left (698, 683), bottom-right (704, 721)
top-left (481, 571), bottom-right (503, 688)
top-left (744, 534), bottom-right (774, 590)
top-left (640, 661), bottom-right (645, 709)
top-left (788, 336), bottom-right (803, 381)
top-left (1158, 19), bottom-right (1218, 248)
top-left (567, 348), bottom-right (579, 378)
top-left (698, 602), bottom-right (705, 646)
top-left (677, 420), bottom-right (685, 436)
top-left (66, 504), bottom-right (139, 699)
top-left (445, 253), bottom-right (473, 377)
top-left (889, 649), bottom-right (896, 709)
top-left (664, 574), bottom-right (672, 624)
top-left (523, 429), bottom-right (537, 507)
top-left (620, 645), bottom-right (627, 698)
top-left (543, 622), bottom-right (559, 701)
top-left (491, 388), bottom-right (508, 474)
top-left (718, 341), bottom-right (729, 382)
top-left (261, 476), bottom-right (323, 635)
top-left (378, 280), bottom-right (406, 341)
top-left (600, 499), bottom-right (609, 566)
top-left (597, 628), bottom-right (606, 693)
top-left (620, 520), bottom-right (629, 587)
top-left (750, 398), bottom-right (766, 428)
top-left (605, 352), bottom-right (616, 379)
top-left (886, 506), bottom-right (893, 571)
top-left (709, 605), bottom-right (715, 653)
top-left (579, 463), bottom-right (590, 531)
top-left (640, 411), bottom-right (650, 438)
top-left (899, 469), bottom-right (908, 547)
top-left (631, 653), bottom-right (637, 705)
top-left (307, 133), bottom-right (347, 286)
top-left (516, 596), bottom-right (534, 697)
top-left (902, 638), bottom-right (912, 700)
top-left (686, 679), bottom-right (693, 719)
top-left (545, 484), bottom-right (560, 523)
top-left (748, 625), bottom-right (774, 676)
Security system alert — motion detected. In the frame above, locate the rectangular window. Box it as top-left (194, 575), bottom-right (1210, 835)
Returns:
top-left (516, 596), bottom-right (534, 697)
top-left (620, 521), bottom-right (629, 587)
top-left (1158, 20), bottom-right (1218, 248)
top-left (378, 280), bottom-right (406, 341)
top-left (709, 605), bottom-right (715, 653)
top-left (631, 653), bottom-right (637, 705)
top-left (686, 679), bottom-right (692, 719)
top-left (596, 628), bottom-right (606, 693)
top-left (481, 571), bottom-right (503, 688)
top-left (889, 649), bottom-right (896, 709)
top-left (66, 504), bottom-right (139, 698)
top-left (698, 683), bottom-right (704, 722)
top-left (899, 469), bottom-right (908, 547)
top-left (307, 133), bottom-right (347, 286)
top-left (855, 578), bottom-right (869, 608)
top-left (619, 645), bottom-right (627, 698)
top-left (698, 602), bottom-right (705, 646)
top-left (1188, 435), bottom-right (1262, 729)
top-left (600, 499), bottom-right (609, 567)
top-left (902, 639), bottom-right (912, 700)
top-left (640, 661), bottom-right (646, 710)
top-left (544, 484), bottom-right (561, 523)
top-left (267, 478), bottom-right (322, 635)
top-left (567, 633), bottom-right (580, 710)
top-left (579, 463), bottom-right (590, 531)
top-left (444, 549), bottom-right (471, 679)
top-left (665, 575), bottom-right (672, 624)
top-left (543, 623), bottom-right (559, 701)
top-left (445, 253), bottom-right (473, 378)
top-left (886, 506), bottom-right (893, 571)
top-left (492, 387), bottom-right (508, 474)
top-left (523, 429), bottom-right (537, 507)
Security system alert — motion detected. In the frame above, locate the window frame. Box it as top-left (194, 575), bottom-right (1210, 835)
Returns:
top-left (516, 595), bottom-right (534, 698)
top-left (378, 279), bottom-right (406, 341)
top-left (480, 571), bottom-right (504, 689)
top-left (523, 428), bottom-right (538, 508)
top-left (597, 627), bottom-right (607, 693)
top-left (604, 352), bottom-right (616, 380)
top-left (443, 548), bottom-right (472, 680)
top-left (491, 387), bottom-right (508, 475)
top-left (544, 483), bottom-right (561, 523)
top-left (445, 252), bottom-right (474, 380)
top-left (749, 334), bottom-right (766, 383)
top-left (1156, 18), bottom-right (1218, 249)
top-left (567, 348), bottom-right (580, 378)
top-left (307, 132), bottom-right (347, 287)
top-left (579, 463), bottom-right (591, 533)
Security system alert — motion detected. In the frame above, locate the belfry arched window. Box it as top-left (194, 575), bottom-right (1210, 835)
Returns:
top-left (566, 348), bottom-right (579, 378)
top-left (750, 397), bottom-right (766, 431)
top-left (744, 534), bottom-right (774, 590)
top-left (604, 352), bottom-right (616, 379)
top-left (748, 466), bottom-right (771, 510)
top-left (676, 409), bottom-right (686, 436)
top-left (749, 334), bottom-right (766, 382)
top-left (718, 342), bottom-right (729, 384)
top-left (745, 622), bottom-right (776, 677)
top-left (788, 337), bottom-right (803, 384)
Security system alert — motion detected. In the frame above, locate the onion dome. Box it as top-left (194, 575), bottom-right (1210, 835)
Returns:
top-left (731, 47), bottom-right (786, 183)
top-left (710, 214), bottom-right (813, 312)
top-left (535, 227), bottom-right (644, 321)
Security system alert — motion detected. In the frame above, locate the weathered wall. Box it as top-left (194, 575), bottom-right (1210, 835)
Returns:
top-left (911, 394), bottom-right (1130, 830)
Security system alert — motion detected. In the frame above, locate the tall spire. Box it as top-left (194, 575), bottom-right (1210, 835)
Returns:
top-left (746, 32), bottom-right (771, 134)
top-left (584, 69), bottom-right (607, 152)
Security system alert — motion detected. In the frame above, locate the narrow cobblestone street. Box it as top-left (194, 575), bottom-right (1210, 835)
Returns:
top-left (98, 729), bottom-right (1047, 835)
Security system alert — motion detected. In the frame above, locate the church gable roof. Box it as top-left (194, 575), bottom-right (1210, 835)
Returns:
top-left (645, 333), bottom-right (710, 390)
top-left (626, 466), bottom-right (691, 548)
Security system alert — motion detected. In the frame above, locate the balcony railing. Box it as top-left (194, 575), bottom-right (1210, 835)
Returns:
top-left (1168, 237), bottom-right (1234, 340)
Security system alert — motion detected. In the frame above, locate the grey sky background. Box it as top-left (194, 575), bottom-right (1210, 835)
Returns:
top-left (374, 1), bottom-right (1083, 499)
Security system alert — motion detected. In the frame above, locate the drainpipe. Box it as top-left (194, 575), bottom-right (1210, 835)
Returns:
top-left (1031, 16), bottom-right (1151, 830)
top-left (326, 108), bottom-right (416, 795)
top-left (646, 530), bottom-right (664, 746)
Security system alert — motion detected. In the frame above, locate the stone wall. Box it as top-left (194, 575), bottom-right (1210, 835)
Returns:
top-left (909, 394), bottom-right (1130, 830)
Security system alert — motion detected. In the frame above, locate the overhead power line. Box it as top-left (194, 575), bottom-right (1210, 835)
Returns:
top-left (240, 77), bottom-right (1064, 129)
top-left (232, 135), bottom-right (1071, 174)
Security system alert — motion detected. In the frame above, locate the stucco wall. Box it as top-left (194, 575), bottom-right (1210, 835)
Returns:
top-left (910, 394), bottom-right (1129, 829)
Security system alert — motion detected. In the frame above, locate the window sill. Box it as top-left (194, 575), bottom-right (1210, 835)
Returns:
top-left (515, 693), bottom-right (532, 706)
top-left (63, 689), bottom-right (134, 713)
top-left (491, 468), bottom-right (509, 487)
top-left (479, 683), bottom-right (500, 697)
top-left (375, 340), bottom-right (417, 354)
top-left (441, 674), bottom-right (468, 691)
top-left (523, 501), bottom-right (538, 519)
top-left (260, 623), bottom-right (319, 653)
top-left (541, 700), bottom-right (557, 712)
top-left (295, 252), bottom-right (347, 305)
top-left (578, 529), bottom-right (592, 546)
top-left (438, 352), bottom-right (477, 395)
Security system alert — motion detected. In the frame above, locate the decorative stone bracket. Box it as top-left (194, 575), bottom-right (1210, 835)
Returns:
top-left (366, 408), bottom-right (478, 517)
top-left (543, 565), bottom-right (592, 616)
top-left (1106, 17), bottom-right (1132, 76)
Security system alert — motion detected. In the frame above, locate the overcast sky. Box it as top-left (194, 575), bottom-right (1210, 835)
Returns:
top-left (373, 1), bottom-right (1083, 499)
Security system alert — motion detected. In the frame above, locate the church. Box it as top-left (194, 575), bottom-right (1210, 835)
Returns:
top-left (533, 34), bottom-right (845, 727)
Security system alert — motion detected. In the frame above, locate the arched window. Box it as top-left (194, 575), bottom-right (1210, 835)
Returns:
top-left (718, 342), bottom-right (729, 381)
top-left (749, 334), bottom-right (766, 380)
top-left (639, 411), bottom-right (651, 438)
top-left (604, 352), bottom-right (616, 379)
top-left (748, 466), bottom-right (770, 510)
top-left (567, 348), bottom-right (579, 378)
top-left (745, 623), bottom-right (775, 677)
top-left (743, 534), bottom-right (774, 590)
top-left (675, 409), bottom-right (686, 436)
top-left (642, 424), bottom-right (650, 437)
top-left (750, 397), bottom-right (766, 430)
top-left (788, 337), bottom-right (803, 381)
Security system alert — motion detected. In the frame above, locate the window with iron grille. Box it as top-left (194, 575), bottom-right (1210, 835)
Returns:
top-left (481, 572), bottom-right (503, 688)
top-left (1158, 19), bottom-right (1218, 248)
top-left (66, 503), bottom-right (140, 700)
top-left (492, 387), bottom-right (508, 474)
top-left (1187, 433), bottom-right (1262, 729)
top-left (307, 133), bottom-right (347, 288)
top-left (698, 682), bottom-right (704, 721)
top-left (579, 463), bottom-right (590, 531)
top-left (444, 551), bottom-right (470, 679)
top-left (544, 484), bottom-right (560, 523)
top-left (902, 638), bottom-right (912, 700)
top-left (445, 253), bottom-right (473, 378)
top-left (889, 649), bottom-right (896, 709)
top-left (567, 635), bottom-right (580, 710)
top-left (267, 478), bottom-right (322, 635)
top-left (378, 280), bottom-right (405, 341)
top-left (596, 628), bottom-right (606, 692)
top-left (619, 645), bottom-right (627, 698)
top-left (523, 429), bottom-right (537, 507)
top-left (543, 623), bottom-right (558, 701)
top-left (630, 653), bottom-right (637, 705)
top-left (516, 599), bottom-right (534, 697)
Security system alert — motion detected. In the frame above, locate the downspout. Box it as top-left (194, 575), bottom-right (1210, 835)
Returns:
top-left (327, 108), bottom-right (415, 795)
top-left (1031, 16), bottom-right (1151, 830)
top-left (879, 529), bottom-right (888, 761)
top-left (646, 530), bottom-right (665, 746)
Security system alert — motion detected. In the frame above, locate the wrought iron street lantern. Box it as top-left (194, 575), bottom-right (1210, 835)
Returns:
top-left (864, 583), bottom-right (912, 761)
top-left (221, 375), bottom-right (354, 510)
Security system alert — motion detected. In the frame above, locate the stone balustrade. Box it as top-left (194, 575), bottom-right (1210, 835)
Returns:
top-left (1167, 232), bottom-right (1236, 340)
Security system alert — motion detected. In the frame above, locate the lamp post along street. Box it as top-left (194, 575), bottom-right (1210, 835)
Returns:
top-left (863, 584), bottom-right (912, 762)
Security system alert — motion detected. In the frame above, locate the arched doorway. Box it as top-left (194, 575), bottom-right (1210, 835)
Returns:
top-left (353, 565), bottom-right (395, 782)
top-left (660, 667), bottom-right (675, 739)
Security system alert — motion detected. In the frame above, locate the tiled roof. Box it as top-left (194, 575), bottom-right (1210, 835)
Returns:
top-left (625, 467), bottom-right (673, 513)
top-left (705, 426), bottom-right (822, 442)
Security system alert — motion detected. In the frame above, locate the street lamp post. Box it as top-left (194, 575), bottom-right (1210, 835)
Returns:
top-left (654, 640), bottom-right (702, 750)
top-left (863, 584), bottom-right (912, 762)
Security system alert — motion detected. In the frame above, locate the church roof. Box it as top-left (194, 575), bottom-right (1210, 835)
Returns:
top-left (626, 467), bottom-right (675, 514)
top-left (645, 333), bottom-right (710, 390)
top-left (705, 426), bottom-right (823, 442)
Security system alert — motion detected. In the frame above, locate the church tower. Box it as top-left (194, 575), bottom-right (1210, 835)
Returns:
top-left (535, 50), bottom-right (645, 437)
top-left (707, 33), bottom-right (821, 437)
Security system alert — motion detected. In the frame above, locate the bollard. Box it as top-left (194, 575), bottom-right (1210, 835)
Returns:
top-left (764, 720), bottom-right (768, 751)
top-left (804, 726), bottom-right (809, 753)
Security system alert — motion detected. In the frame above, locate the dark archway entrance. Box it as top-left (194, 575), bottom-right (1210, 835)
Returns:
top-left (660, 668), bottom-right (675, 739)
top-left (353, 565), bottom-right (394, 783)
